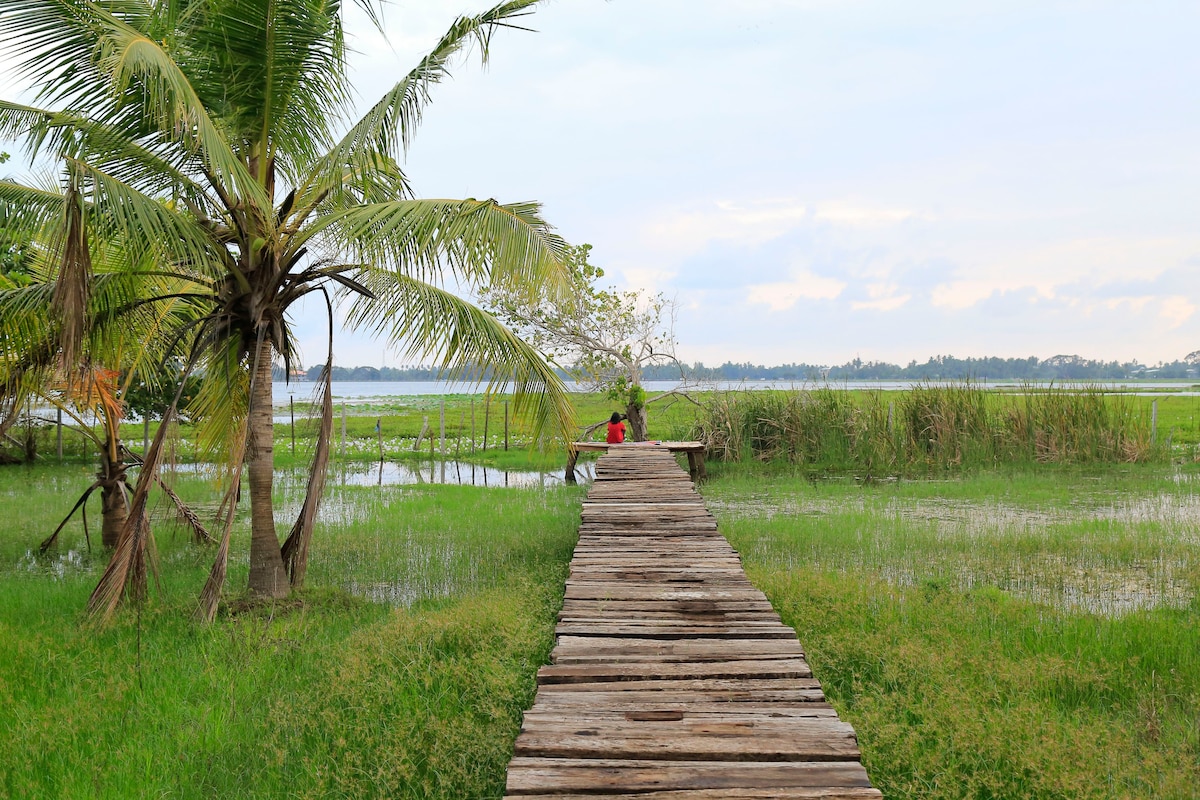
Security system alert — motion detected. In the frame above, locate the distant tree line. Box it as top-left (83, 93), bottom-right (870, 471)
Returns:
top-left (277, 352), bottom-right (1200, 382)
top-left (648, 353), bottom-right (1200, 382)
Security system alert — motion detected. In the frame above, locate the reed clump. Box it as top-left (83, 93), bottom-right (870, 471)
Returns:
top-left (692, 383), bottom-right (1161, 472)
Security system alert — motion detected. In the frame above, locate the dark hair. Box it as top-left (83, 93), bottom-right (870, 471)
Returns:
top-left (610, 412), bottom-right (622, 424)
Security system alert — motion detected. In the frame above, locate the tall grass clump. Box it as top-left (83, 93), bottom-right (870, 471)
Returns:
top-left (692, 383), bottom-right (1164, 474)
top-left (1002, 385), bottom-right (1156, 463)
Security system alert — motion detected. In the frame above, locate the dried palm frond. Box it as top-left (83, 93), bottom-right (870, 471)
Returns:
top-left (280, 292), bottom-right (334, 589)
top-left (53, 166), bottom-right (92, 374)
top-left (195, 433), bottom-right (247, 622)
top-left (154, 476), bottom-right (213, 544)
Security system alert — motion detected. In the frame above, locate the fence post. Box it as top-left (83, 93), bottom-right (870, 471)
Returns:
top-left (504, 400), bottom-right (509, 451)
top-left (483, 396), bottom-right (490, 452)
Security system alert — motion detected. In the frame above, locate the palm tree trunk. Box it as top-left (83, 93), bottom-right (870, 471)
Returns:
top-left (247, 339), bottom-right (288, 598)
top-left (99, 490), bottom-right (127, 549)
top-left (98, 447), bottom-right (128, 549)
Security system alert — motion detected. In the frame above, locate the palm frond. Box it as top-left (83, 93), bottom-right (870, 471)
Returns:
top-left (292, 0), bottom-right (543, 210)
top-left (344, 273), bottom-right (573, 442)
top-left (303, 198), bottom-right (569, 293)
top-left (0, 179), bottom-right (71, 239)
top-left (0, 100), bottom-right (211, 207)
top-left (69, 159), bottom-right (226, 279)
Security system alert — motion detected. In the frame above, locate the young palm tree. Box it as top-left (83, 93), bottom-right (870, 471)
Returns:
top-left (0, 0), bottom-right (573, 619)
top-left (0, 228), bottom-right (204, 552)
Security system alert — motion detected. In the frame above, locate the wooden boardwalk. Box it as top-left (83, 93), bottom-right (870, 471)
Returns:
top-left (505, 445), bottom-right (880, 799)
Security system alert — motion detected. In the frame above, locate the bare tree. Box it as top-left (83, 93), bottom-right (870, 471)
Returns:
top-left (482, 243), bottom-right (683, 441)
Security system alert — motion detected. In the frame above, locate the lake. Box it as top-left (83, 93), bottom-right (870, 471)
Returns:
top-left (273, 379), bottom-right (1200, 404)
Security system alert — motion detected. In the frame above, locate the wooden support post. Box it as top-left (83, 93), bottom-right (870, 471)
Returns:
top-left (376, 417), bottom-right (383, 460)
top-left (471, 399), bottom-right (476, 455)
top-left (413, 417), bottom-right (427, 452)
top-left (504, 400), bottom-right (509, 451)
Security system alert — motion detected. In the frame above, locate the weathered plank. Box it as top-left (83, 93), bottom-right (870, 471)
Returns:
top-left (512, 717), bottom-right (862, 761)
top-left (506, 758), bottom-right (877, 795)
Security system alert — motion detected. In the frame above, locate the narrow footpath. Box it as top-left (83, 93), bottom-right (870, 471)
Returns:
top-left (505, 445), bottom-right (880, 799)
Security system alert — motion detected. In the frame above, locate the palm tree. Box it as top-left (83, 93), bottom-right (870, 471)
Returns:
top-left (0, 0), bottom-right (573, 620)
top-left (0, 229), bottom-right (203, 551)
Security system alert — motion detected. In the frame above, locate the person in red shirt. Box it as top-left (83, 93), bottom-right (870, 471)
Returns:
top-left (606, 412), bottom-right (626, 444)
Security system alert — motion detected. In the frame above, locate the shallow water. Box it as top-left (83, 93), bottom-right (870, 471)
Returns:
top-left (713, 489), bottom-right (1199, 616)
top-left (162, 458), bottom-right (594, 489)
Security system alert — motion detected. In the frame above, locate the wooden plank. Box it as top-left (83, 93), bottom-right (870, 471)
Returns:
top-left (505, 758), bottom-right (876, 795)
top-left (520, 710), bottom-right (840, 724)
top-left (532, 688), bottom-right (827, 706)
top-left (537, 659), bottom-right (813, 684)
top-left (535, 676), bottom-right (823, 694)
top-left (512, 717), bottom-right (862, 761)
top-left (552, 624), bottom-right (796, 640)
top-left (507, 790), bottom-right (882, 800)
top-left (552, 637), bottom-right (804, 663)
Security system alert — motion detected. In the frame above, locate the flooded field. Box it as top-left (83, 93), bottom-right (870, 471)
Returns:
top-left (707, 472), bottom-right (1200, 617)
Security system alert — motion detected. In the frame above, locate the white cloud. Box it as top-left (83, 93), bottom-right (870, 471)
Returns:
top-left (852, 294), bottom-right (912, 311)
top-left (930, 237), bottom-right (1200, 310)
top-left (1159, 296), bottom-right (1196, 329)
top-left (813, 202), bottom-right (925, 225)
top-left (642, 199), bottom-right (810, 258)
top-left (616, 266), bottom-right (677, 296)
top-left (746, 271), bottom-right (846, 311)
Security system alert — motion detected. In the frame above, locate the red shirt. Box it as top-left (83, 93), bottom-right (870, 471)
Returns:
top-left (606, 421), bottom-right (626, 444)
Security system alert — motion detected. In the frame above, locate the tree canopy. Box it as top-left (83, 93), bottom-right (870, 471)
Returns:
top-left (0, 0), bottom-right (574, 619)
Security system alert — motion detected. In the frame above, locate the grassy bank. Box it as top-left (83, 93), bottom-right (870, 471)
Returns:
top-left (703, 463), bottom-right (1200, 799)
top-left (0, 468), bottom-right (583, 799)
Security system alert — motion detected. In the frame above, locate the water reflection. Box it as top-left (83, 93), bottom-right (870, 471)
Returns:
top-left (326, 459), bottom-right (595, 488)
top-left (163, 458), bottom-right (595, 488)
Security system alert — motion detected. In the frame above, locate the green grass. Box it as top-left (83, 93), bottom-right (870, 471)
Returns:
top-left (0, 466), bottom-right (582, 799)
top-left (6, 388), bottom-right (1200, 798)
top-left (703, 462), bottom-right (1200, 799)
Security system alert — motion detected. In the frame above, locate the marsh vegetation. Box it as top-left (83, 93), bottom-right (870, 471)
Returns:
top-left (2, 386), bottom-right (1198, 798)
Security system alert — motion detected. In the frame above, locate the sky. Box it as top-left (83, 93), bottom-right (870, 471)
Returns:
top-left (5, 0), bottom-right (1200, 369)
